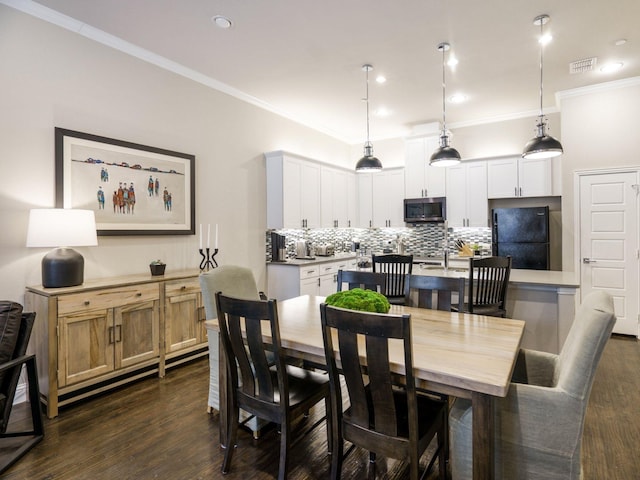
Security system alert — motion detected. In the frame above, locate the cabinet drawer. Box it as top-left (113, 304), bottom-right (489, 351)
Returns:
top-left (165, 278), bottom-right (200, 297)
top-left (333, 259), bottom-right (357, 271)
top-left (299, 266), bottom-right (320, 280)
top-left (318, 263), bottom-right (338, 276)
top-left (58, 283), bottom-right (159, 315)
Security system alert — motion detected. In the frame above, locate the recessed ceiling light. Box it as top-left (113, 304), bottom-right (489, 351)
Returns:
top-left (447, 57), bottom-right (459, 67)
top-left (375, 75), bottom-right (386, 84)
top-left (212, 15), bottom-right (232, 29)
top-left (600, 62), bottom-right (623, 73)
top-left (448, 93), bottom-right (467, 104)
top-left (614, 39), bottom-right (627, 46)
top-left (374, 107), bottom-right (391, 117)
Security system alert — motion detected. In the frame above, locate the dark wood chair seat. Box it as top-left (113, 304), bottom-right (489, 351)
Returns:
top-left (372, 254), bottom-right (413, 305)
top-left (215, 293), bottom-right (331, 480)
top-left (320, 303), bottom-right (447, 480)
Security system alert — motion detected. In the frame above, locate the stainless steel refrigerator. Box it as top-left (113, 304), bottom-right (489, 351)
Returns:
top-left (492, 206), bottom-right (550, 270)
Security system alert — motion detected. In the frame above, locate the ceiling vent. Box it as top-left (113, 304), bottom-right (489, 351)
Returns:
top-left (569, 57), bottom-right (597, 74)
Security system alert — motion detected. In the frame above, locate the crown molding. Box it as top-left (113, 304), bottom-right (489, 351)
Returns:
top-left (556, 76), bottom-right (640, 102)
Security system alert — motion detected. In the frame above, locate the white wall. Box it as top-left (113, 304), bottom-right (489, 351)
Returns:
top-left (0, 5), bottom-right (350, 302)
top-left (559, 81), bottom-right (640, 271)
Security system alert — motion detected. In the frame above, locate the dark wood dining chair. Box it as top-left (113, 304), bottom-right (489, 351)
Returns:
top-left (372, 254), bottom-right (414, 305)
top-left (336, 269), bottom-right (387, 293)
top-left (320, 303), bottom-right (447, 480)
top-left (215, 292), bottom-right (332, 480)
top-left (453, 256), bottom-right (512, 317)
top-left (403, 274), bottom-right (465, 312)
top-left (0, 302), bottom-right (44, 474)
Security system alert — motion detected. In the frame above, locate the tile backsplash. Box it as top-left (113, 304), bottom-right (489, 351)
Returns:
top-left (266, 225), bottom-right (492, 261)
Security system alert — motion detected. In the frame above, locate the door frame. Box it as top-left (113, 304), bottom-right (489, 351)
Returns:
top-left (574, 166), bottom-right (640, 338)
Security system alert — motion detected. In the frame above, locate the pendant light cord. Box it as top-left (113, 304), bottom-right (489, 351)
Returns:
top-left (365, 66), bottom-right (371, 145)
top-left (441, 45), bottom-right (447, 133)
top-left (539, 19), bottom-right (544, 119)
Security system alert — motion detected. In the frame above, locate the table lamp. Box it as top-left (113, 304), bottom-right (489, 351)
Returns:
top-left (26, 208), bottom-right (98, 288)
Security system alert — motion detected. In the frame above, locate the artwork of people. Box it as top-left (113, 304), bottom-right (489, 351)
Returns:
top-left (100, 167), bottom-right (109, 182)
top-left (97, 186), bottom-right (105, 209)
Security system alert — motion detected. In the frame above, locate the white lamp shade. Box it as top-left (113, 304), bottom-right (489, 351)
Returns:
top-left (26, 209), bottom-right (98, 248)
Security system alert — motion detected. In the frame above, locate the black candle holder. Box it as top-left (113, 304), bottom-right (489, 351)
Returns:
top-left (199, 248), bottom-right (218, 271)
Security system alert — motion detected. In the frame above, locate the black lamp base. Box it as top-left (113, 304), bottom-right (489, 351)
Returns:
top-left (42, 248), bottom-right (84, 288)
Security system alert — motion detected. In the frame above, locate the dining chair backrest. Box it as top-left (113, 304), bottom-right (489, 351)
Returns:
top-left (320, 303), bottom-right (447, 480)
top-left (215, 292), bottom-right (332, 479)
top-left (321, 303), bottom-right (414, 438)
top-left (216, 293), bottom-right (285, 411)
top-left (403, 274), bottom-right (465, 312)
top-left (467, 256), bottom-right (512, 317)
top-left (336, 269), bottom-right (387, 293)
top-left (372, 254), bottom-right (414, 303)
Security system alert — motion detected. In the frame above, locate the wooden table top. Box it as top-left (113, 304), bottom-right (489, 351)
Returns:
top-left (208, 294), bottom-right (525, 399)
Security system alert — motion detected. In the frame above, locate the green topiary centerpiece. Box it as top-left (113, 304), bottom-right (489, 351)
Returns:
top-left (325, 288), bottom-right (390, 313)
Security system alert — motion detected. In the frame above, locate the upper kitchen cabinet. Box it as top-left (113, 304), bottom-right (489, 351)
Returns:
top-left (446, 161), bottom-right (488, 227)
top-left (404, 136), bottom-right (446, 198)
top-left (266, 151), bottom-right (321, 229)
top-left (321, 166), bottom-right (357, 228)
top-left (487, 156), bottom-right (559, 198)
top-left (358, 168), bottom-right (405, 228)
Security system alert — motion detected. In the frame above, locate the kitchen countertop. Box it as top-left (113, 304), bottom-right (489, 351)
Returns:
top-left (269, 254), bottom-right (578, 289)
top-left (414, 265), bottom-right (579, 288)
top-left (269, 252), bottom-right (357, 266)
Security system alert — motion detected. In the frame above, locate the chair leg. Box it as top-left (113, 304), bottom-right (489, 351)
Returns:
top-left (330, 435), bottom-right (343, 480)
top-left (221, 407), bottom-right (239, 474)
top-left (325, 395), bottom-right (333, 455)
top-left (278, 421), bottom-right (290, 480)
top-left (438, 412), bottom-right (448, 480)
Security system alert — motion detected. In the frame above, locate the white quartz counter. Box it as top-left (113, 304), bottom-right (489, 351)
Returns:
top-left (270, 252), bottom-right (357, 267)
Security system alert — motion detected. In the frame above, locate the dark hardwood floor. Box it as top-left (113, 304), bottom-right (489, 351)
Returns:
top-left (2, 334), bottom-right (639, 479)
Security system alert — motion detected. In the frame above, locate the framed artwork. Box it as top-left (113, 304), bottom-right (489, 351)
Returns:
top-left (55, 128), bottom-right (195, 236)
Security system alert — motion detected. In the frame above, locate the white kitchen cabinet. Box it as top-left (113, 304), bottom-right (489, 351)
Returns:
top-left (267, 257), bottom-right (358, 300)
top-left (321, 166), bottom-right (355, 228)
top-left (266, 151), bottom-right (321, 229)
top-left (487, 156), bottom-right (552, 198)
top-left (446, 161), bottom-right (488, 227)
top-left (357, 173), bottom-right (374, 228)
top-left (358, 169), bottom-right (404, 228)
top-left (404, 136), bottom-right (446, 198)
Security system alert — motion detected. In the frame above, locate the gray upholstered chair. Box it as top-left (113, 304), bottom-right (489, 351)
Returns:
top-left (449, 290), bottom-right (616, 480)
top-left (199, 266), bottom-right (267, 436)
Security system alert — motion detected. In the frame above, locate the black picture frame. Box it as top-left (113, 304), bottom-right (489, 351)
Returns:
top-left (55, 128), bottom-right (195, 236)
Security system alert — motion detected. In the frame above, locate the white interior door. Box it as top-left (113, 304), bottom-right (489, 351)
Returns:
top-left (579, 171), bottom-right (639, 336)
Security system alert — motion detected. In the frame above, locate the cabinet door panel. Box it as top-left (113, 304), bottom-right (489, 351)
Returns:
top-left (165, 292), bottom-right (201, 353)
top-left (58, 309), bottom-right (114, 387)
top-left (487, 158), bottom-right (518, 198)
top-left (116, 300), bottom-right (160, 368)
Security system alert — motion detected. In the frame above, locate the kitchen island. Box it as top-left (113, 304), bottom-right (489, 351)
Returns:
top-left (267, 255), bottom-right (579, 354)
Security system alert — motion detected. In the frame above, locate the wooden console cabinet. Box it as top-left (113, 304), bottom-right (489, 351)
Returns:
top-left (25, 270), bottom-right (206, 418)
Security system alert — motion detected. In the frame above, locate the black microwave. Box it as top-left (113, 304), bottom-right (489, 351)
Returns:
top-left (404, 197), bottom-right (446, 223)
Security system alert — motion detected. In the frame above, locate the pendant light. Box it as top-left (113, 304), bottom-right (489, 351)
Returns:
top-left (522, 14), bottom-right (564, 159)
top-left (430, 42), bottom-right (461, 167)
top-left (355, 64), bottom-right (383, 172)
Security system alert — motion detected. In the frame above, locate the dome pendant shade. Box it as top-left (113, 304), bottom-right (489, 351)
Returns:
top-left (356, 142), bottom-right (383, 171)
top-left (430, 132), bottom-right (462, 166)
top-left (523, 14), bottom-right (564, 160)
top-left (522, 118), bottom-right (563, 159)
top-left (430, 42), bottom-right (461, 167)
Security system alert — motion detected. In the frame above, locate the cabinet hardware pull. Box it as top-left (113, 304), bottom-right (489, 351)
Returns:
top-left (116, 325), bottom-right (122, 342)
top-left (519, 187), bottom-right (522, 196)
top-left (181, 285), bottom-right (186, 290)
top-left (108, 326), bottom-right (114, 344)
top-left (84, 300), bottom-right (90, 306)
top-left (136, 292), bottom-right (142, 297)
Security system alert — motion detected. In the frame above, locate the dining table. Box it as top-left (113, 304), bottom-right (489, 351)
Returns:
top-left (213, 294), bottom-right (525, 480)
